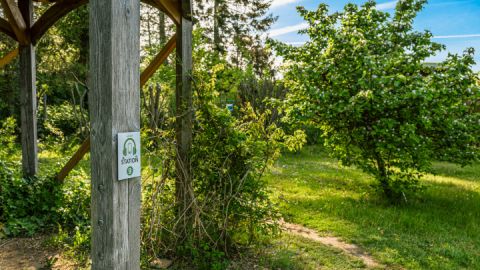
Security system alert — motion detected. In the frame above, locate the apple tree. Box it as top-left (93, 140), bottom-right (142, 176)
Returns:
top-left (271, 0), bottom-right (480, 201)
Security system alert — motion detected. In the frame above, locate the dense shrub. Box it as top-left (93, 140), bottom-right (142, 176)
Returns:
top-left (0, 119), bottom-right (89, 238)
top-left (39, 102), bottom-right (89, 144)
top-left (0, 164), bottom-right (59, 236)
top-left (141, 59), bottom-right (305, 268)
top-left (0, 117), bottom-right (17, 158)
top-left (0, 163), bottom-right (90, 238)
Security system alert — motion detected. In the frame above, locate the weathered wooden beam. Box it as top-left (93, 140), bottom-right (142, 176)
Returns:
top-left (56, 37), bottom-right (176, 181)
top-left (157, 0), bottom-right (181, 25)
top-left (30, 0), bottom-right (176, 45)
top-left (32, 0), bottom-right (60, 3)
top-left (0, 17), bottom-right (17, 40)
top-left (56, 137), bottom-right (90, 182)
top-left (0, 0), bottom-right (29, 44)
top-left (175, 0), bottom-right (193, 236)
top-left (30, 0), bottom-right (88, 44)
top-left (141, 0), bottom-right (180, 25)
top-left (140, 34), bottom-right (176, 86)
top-left (90, 0), bottom-right (141, 268)
top-left (0, 47), bottom-right (18, 68)
top-left (18, 0), bottom-right (37, 177)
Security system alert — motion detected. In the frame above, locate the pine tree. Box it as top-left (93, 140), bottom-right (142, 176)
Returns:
top-left (195, 0), bottom-right (276, 56)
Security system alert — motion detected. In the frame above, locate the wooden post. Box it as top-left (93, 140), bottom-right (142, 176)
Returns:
top-left (89, 0), bottom-right (141, 268)
top-left (175, 0), bottom-right (193, 236)
top-left (18, 0), bottom-right (37, 177)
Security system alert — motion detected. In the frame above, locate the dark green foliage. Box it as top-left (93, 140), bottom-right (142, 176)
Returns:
top-left (237, 75), bottom-right (287, 125)
top-left (141, 97), bottom-right (284, 268)
top-left (272, 0), bottom-right (480, 201)
top-left (0, 40), bottom-right (19, 121)
top-left (0, 118), bottom-right (90, 237)
top-left (0, 117), bottom-right (17, 157)
top-left (0, 163), bottom-right (90, 237)
top-left (141, 84), bottom-right (284, 267)
top-left (191, 97), bottom-right (281, 245)
top-left (39, 102), bottom-right (89, 144)
top-left (140, 44), bottom-right (305, 268)
top-left (0, 164), bottom-right (61, 237)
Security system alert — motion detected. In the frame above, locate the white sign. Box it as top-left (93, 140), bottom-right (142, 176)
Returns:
top-left (117, 132), bottom-right (141, 180)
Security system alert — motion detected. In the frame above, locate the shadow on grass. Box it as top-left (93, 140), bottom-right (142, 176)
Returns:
top-left (230, 234), bottom-right (367, 270)
top-left (267, 146), bottom-right (480, 269)
top-left (429, 162), bottom-right (480, 183)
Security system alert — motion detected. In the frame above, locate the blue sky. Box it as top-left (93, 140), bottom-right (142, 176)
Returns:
top-left (268, 0), bottom-right (480, 70)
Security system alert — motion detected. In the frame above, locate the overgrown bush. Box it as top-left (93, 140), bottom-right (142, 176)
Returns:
top-left (141, 59), bottom-right (305, 268)
top-left (0, 117), bottom-right (90, 238)
top-left (0, 163), bottom-right (90, 238)
top-left (0, 117), bottom-right (17, 158)
top-left (39, 102), bottom-right (89, 146)
top-left (237, 75), bottom-right (287, 127)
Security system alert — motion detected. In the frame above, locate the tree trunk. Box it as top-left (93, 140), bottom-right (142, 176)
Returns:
top-left (159, 12), bottom-right (166, 44)
top-left (158, 12), bottom-right (168, 64)
top-left (213, 0), bottom-right (221, 52)
top-left (375, 154), bottom-right (394, 199)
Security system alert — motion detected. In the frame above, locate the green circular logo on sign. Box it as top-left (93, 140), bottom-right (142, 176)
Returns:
top-left (127, 166), bottom-right (134, 176)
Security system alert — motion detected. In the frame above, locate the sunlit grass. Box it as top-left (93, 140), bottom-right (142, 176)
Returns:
top-left (265, 145), bottom-right (480, 269)
top-left (33, 144), bottom-right (480, 269)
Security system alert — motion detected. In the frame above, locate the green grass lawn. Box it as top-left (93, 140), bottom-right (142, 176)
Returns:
top-left (264, 145), bottom-right (480, 270)
top-left (229, 233), bottom-right (366, 270)
top-left (33, 145), bottom-right (480, 269)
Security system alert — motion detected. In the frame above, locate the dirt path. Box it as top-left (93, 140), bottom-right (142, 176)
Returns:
top-left (0, 236), bottom-right (77, 270)
top-left (2, 225), bottom-right (383, 269)
top-left (281, 221), bottom-right (383, 269)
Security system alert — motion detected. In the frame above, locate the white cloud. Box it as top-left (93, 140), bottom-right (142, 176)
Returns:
top-left (269, 22), bottom-right (308, 37)
top-left (376, 0), bottom-right (397, 10)
top-left (286, 41), bottom-right (307, 45)
top-left (433, 34), bottom-right (480, 39)
top-left (270, 0), bottom-right (301, 8)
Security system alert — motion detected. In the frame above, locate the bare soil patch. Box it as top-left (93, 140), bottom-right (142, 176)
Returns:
top-left (281, 220), bottom-right (383, 269)
top-left (0, 236), bottom-right (76, 270)
top-left (1, 226), bottom-right (384, 269)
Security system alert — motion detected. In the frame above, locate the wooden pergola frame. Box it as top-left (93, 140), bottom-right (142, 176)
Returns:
top-left (0, 0), bottom-right (180, 179)
top-left (0, 0), bottom-right (192, 268)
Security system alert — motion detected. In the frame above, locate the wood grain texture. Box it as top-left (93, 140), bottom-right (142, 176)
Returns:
top-left (175, 0), bottom-right (193, 235)
top-left (90, 0), bottom-right (141, 268)
top-left (18, 0), bottom-right (37, 177)
top-left (157, 0), bottom-right (181, 24)
top-left (0, 17), bottom-right (17, 41)
top-left (0, 47), bottom-right (18, 68)
top-left (1, 0), bottom-right (28, 44)
top-left (55, 34), bottom-right (176, 181)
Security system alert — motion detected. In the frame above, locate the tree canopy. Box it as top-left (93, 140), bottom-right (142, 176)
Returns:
top-left (272, 0), bottom-right (480, 200)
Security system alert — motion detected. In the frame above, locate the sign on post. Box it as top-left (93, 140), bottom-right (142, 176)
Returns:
top-left (118, 132), bottom-right (141, 180)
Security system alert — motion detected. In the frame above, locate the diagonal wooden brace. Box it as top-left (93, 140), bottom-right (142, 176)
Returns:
top-left (56, 35), bottom-right (177, 182)
top-left (0, 47), bottom-right (18, 68)
top-left (0, 17), bottom-right (17, 40)
top-left (30, 0), bottom-right (88, 45)
top-left (0, 0), bottom-right (29, 44)
top-left (140, 34), bottom-right (176, 86)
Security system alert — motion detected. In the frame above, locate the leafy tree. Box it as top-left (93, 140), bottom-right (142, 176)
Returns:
top-left (195, 0), bottom-right (276, 73)
top-left (272, 0), bottom-right (480, 201)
